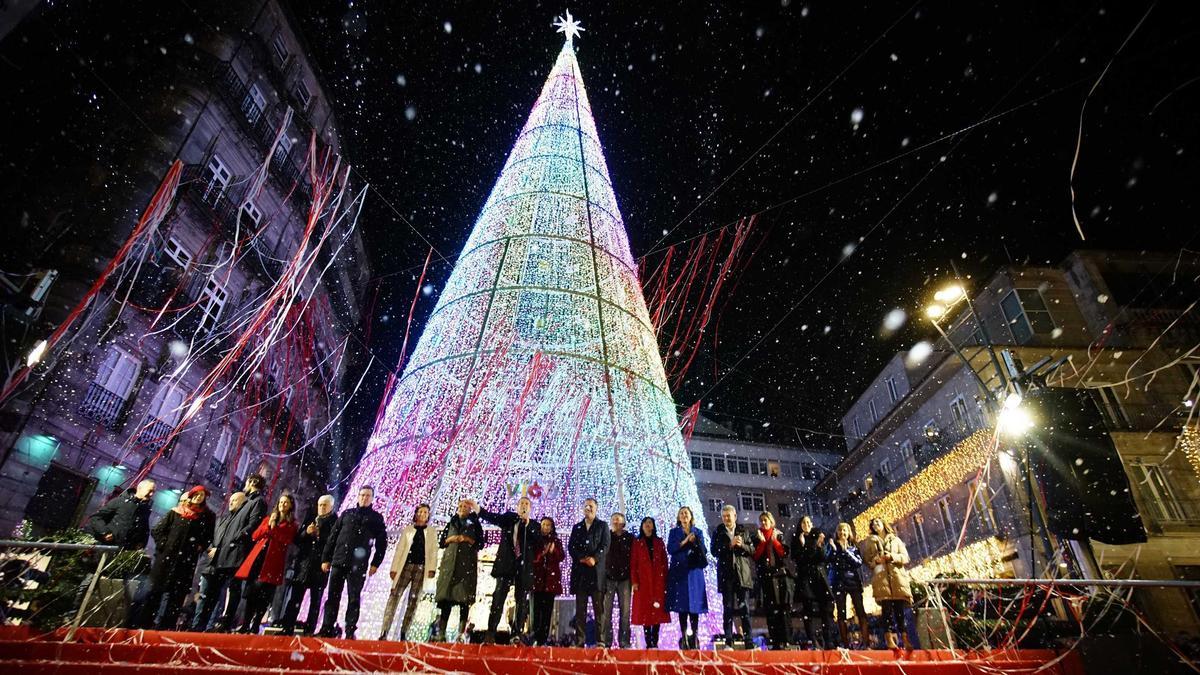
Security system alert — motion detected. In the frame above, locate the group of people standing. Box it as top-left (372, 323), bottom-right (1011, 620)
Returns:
top-left (87, 477), bottom-right (388, 639)
top-left (86, 481), bottom-right (914, 650)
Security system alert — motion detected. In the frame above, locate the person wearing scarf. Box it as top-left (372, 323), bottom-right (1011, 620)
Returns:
top-left (127, 485), bottom-right (215, 629)
top-left (752, 511), bottom-right (791, 650)
top-left (629, 516), bottom-right (669, 648)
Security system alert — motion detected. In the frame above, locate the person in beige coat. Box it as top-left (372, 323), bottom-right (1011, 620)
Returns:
top-left (859, 517), bottom-right (913, 650)
top-left (379, 503), bottom-right (440, 641)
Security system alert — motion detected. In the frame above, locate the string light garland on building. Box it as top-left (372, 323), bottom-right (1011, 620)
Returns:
top-left (909, 537), bottom-right (1009, 583)
top-left (344, 19), bottom-right (719, 641)
top-left (1180, 424), bottom-right (1200, 480)
top-left (852, 428), bottom-right (999, 536)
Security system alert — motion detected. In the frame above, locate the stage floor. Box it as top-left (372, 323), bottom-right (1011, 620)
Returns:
top-left (0, 626), bottom-right (1086, 674)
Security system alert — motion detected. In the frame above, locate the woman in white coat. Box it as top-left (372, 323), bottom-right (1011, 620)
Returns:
top-left (379, 503), bottom-right (440, 641)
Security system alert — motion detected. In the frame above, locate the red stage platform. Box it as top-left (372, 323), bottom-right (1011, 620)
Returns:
top-left (0, 626), bottom-right (1086, 674)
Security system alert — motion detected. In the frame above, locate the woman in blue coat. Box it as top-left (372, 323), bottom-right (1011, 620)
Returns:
top-left (666, 506), bottom-right (709, 649)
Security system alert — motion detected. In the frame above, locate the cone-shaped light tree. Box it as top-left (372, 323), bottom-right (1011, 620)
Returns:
top-left (349, 13), bottom-right (719, 640)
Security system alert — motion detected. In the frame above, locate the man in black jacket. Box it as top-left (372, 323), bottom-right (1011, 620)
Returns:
top-left (84, 479), bottom-right (155, 550)
top-left (476, 496), bottom-right (540, 644)
top-left (318, 486), bottom-right (387, 639)
top-left (216, 474), bottom-right (267, 630)
top-left (191, 491), bottom-right (246, 631)
top-left (280, 494), bottom-right (336, 635)
top-left (567, 497), bottom-right (609, 647)
top-left (711, 504), bottom-right (755, 649)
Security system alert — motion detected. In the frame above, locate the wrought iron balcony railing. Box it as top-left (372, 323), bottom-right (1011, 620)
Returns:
top-left (78, 383), bottom-right (129, 431)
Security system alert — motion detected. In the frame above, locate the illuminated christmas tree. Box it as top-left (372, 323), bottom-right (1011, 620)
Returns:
top-left (349, 13), bottom-right (718, 641)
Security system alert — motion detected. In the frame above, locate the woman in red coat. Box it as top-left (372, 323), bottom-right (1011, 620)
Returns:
top-left (235, 493), bottom-right (298, 634)
top-left (630, 516), bottom-right (669, 648)
top-left (530, 517), bottom-right (564, 645)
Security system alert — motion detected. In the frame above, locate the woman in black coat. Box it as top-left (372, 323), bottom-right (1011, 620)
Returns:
top-left (128, 486), bottom-right (215, 629)
top-left (751, 511), bottom-right (791, 650)
top-left (828, 522), bottom-right (870, 648)
top-left (790, 515), bottom-right (835, 648)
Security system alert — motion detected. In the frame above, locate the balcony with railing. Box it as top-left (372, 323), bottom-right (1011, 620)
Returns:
top-left (210, 61), bottom-right (310, 201)
top-left (133, 418), bottom-right (176, 458)
top-left (78, 383), bottom-right (130, 431)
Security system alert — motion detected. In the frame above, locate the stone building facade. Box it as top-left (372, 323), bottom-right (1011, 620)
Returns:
top-left (0, 1), bottom-right (369, 536)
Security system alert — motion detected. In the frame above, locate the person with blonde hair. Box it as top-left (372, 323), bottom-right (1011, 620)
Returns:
top-left (859, 517), bottom-right (912, 650)
top-left (828, 522), bottom-right (870, 648)
top-left (751, 510), bottom-right (791, 650)
top-left (380, 502), bottom-right (439, 641)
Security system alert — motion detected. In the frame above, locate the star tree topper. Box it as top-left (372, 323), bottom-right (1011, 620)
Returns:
top-left (554, 10), bottom-right (585, 45)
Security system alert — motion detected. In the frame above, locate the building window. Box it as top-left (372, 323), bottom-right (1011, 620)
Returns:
top-left (1000, 288), bottom-right (1055, 344)
top-left (79, 347), bottom-right (141, 429)
top-left (912, 513), bottom-right (929, 557)
top-left (868, 399), bottom-right (879, 423)
top-left (899, 440), bottom-right (916, 474)
top-left (969, 479), bottom-right (995, 531)
top-left (241, 83), bottom-right (267, 125)
top-left (802, 464), bottom-right (820, 480)
top-left (240, 200), bottom-right (263, 229)
top-left (707, 498), bottom-right (723, 513)
top-left (950, 395), bottom-right (971, 429)
top-left (713, 455), bottom-right (726, 472)
top-left (739, 491), bottom-right (765, 513)
top-left (294, 81), bottom-right (313, 110)
top-left (701, 454), bottom-right (713, 471)
top-left (937, 496), bottom-right (956, 542)
top-left (778, 502), bottom-right (792, 519)
top-left (271, 33), bottom-right (290, 66)
top-left (880, 457), bottom-right (892, 480)
top-left (886, 375), bottom-right (900, 403)
top-left (737, 458), bottom-right (749, 474)
top-left (198, 278), bottom-right (228, 334)
top-left (201, 155), bottom-right (231, 205)
top-left (853, 417), bottom-right (863, 439)
top-left (1092, 386), bottom-right (1132, 429)
top-left (690, 454), bottom-right (702, 470)
top-left (206, 426), bottom-right (234, 487)
top-left (134, 381), bottom-right (186, 456)
top-left (163, 237), bottom-right (192, 269)
top-left (1135, 463), bottom-right (1185, 522)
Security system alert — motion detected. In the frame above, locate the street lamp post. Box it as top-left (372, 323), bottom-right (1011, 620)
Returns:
top-left (922, 283), bottom-right (1058, 579)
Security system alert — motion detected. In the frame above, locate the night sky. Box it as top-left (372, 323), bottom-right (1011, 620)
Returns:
top-left (4, 1), bottom-right (1197, 464)
top-left (297, 1), bottom-right (1199, 457)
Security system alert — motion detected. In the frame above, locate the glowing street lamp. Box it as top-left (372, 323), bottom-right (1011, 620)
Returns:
top-left (25, 339), bottom-right (48, 367)
top-left (997, 393), bottom-right (1035, 438)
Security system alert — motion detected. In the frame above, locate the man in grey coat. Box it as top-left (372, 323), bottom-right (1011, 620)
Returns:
top-left (191, 491), bottom-right (247, 631)
top-left (711, 504), bottom-right (755, 649)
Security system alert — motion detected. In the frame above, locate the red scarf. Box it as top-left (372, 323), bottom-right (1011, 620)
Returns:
top-left (754, 527), bottom-right (785, 560)
top-left (173, 485), bottom-right (207, 521)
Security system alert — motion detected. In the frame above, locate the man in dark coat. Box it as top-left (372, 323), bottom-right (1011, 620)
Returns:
top-left (84, 479), bottom-right (155, 550)
top-left (318, 486), bottom-right (388, 639)
top-left (600, 512), bottom-right (634, 648)
top-left (477, 496), bottom-right (540, 644)
top-left (216, 474), bottom-right (267, 629)
top-left (191, 491), bottom-right (247, 631)
top-left (567, 497), bottom-right (609, 647)
top-left (711, 504), bottom-right (755, 649)
top-left (280, 494), bottom-right (336, 635)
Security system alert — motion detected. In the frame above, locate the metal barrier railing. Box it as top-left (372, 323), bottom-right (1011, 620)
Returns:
top-left (0, 539), bottom-right (121, 641)
top-left (924, 577), bottom-right (1200, 588)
